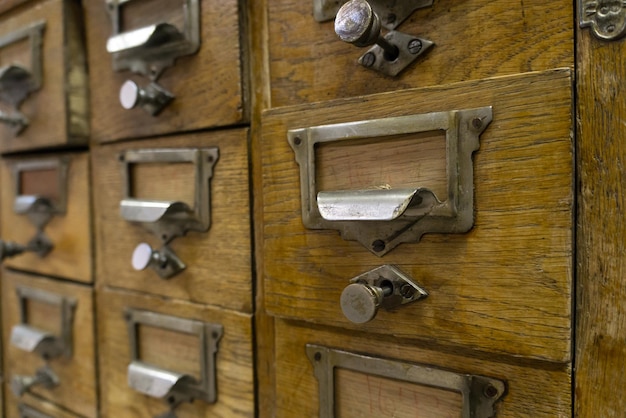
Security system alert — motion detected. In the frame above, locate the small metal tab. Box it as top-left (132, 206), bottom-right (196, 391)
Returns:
top-left (0, 21), bottom-right (45, 135)
top-left (120, 148), bottom-right (218, 279)
top-left (289, 107), bottom-right (492, 256)
top-left (314, 0), bottom-right (433, 29)
top-left (11, 286), bottom-right (77, 360)
top-left (307, 345), bottom-right (507, 418)
top-left (334, 0), bottom-right (433, 76)
top-left (340, 264), bottom-right (428, 323)
top-left (19, 404), bottom-right (55, 418)
top-left (579, 0), bottom-right (626, 40)
top-left (125, 309), bottom-right (223, 408)
top-left (11, 366), bottom-right (59, 398)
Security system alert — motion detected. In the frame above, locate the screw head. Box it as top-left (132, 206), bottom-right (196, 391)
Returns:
top-left (408, 39), bottom-right (423, 54)
top-left (400, 284), bottom-right (416, 299)
top-left (484, 384), bottom-right (499, 398)
top-left (472, 117), bottom-right (483, 129)
top-left (361, 52), bottom-right (376, 68)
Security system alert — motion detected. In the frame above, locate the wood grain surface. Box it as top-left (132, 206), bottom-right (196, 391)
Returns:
top-left (1, 153), bottom-right (93, 283)
top-left (273, 319), bottom-right (572, 418)
top-left (83, 0), bottom-right (248, 143)
top-left (575, 21), bottom-right (626, 418)
top-left (261, 70), bottom-right (573, 362)
top-left (1, 270), bottom-right (97, 418)
top-left (97, 287), bottom-right (254, 418)
top-left (92, 130), bottom-right (253, 312)
top-left (267, 0), bottom-right (573, 106)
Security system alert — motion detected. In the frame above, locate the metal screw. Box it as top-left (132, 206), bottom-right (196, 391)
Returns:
top-left (293, 136), bottom-right (302, 146)
top-left (400, 284), bottom-right (416, 299)
top-left (372, 239), bottom-right (386, 252)
top-left (484, 384), bottom-right (499, 398)
top-left (361, 52), bottom-right (376, 68)
top-left (314, 352), bottom-right (322, 361)
top-left (408, 39), bottom-right (423, 55)
top-left (472, 117), bottom-right (483, 129)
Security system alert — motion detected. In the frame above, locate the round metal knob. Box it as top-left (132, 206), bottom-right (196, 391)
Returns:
top-left (132, 242), bottom-right (166, 271)
top-left (119, 80), bottom-right (141, 110)
top-left (335, 0), bottom-right (399, 60)
top-left (340, 282), bottom-right (392, 324)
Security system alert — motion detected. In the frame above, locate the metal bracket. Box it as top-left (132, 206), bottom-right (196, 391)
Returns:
top-left (10, 286), bottom-right (77, 360)
top-left (119, 148), bottom-right (218, 279)
top-left (289, 107), bottom-right (492, 256)
top-left (307, 345), bottom-right (507, 418)
top-left (579, 0), bottom-right (626, 40)
top-left (124, 309), bottom-right (223, 408)
top-left (314, 0), bottom-right (433, 30)
top-left (0, 21), bottom-right (46, 135)
top-left (19, 404), bottom-right (54, 418)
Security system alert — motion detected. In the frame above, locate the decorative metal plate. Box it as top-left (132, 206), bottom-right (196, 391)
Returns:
top-left (579, 0), bottom-right (626, 40)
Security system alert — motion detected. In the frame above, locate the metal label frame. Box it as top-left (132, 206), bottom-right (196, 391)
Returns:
top-left (288, 107), bottom-right (492, 256)
top-left (124, 308), bottom-right (223, 405)
top-left (306, 344), bottom-right (507, 418)
top-left (12, 157), bottom-right (70, 216)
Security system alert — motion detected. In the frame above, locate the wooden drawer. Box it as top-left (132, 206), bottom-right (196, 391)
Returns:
top-left (0, 1), bottom-right (32, 16)
top-left (1, 270), bottom-right (96, 418)
top-left (4, 395), bottom-right (83, 418)
top-left (92, 130), bottom-right (252, 312)
top-left (84, 0), bottom-right (248, 143)
top-left (0, 152), bottom-right (92, 283)
top-left (98, 287), bottom-right (254, 418)
top-left (268, 0), bottom-right (573, 106)
top-left (261, 70), bottom-right (573, 362)
top-left (273, 319), bottom-right (571, 417)
top-left (0, 0), bottom-right (88, 153)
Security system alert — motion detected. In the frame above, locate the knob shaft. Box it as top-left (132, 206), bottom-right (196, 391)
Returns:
top-left (340, 282), bottom-right (392, 324)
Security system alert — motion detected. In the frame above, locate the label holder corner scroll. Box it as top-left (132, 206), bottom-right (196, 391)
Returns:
top-left (105, 0), bottom-right (200, 115)
top-left (579, 0), bottom-right (626, 41)
top-left (289, 106), bottom-right (492, 256)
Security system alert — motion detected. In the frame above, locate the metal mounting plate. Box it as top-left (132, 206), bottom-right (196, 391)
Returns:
top-left (289, 107), bottom-right (492, 256)
top-left (307, 345), bottom-right (507, 418)
top-left (125, 309), bottom-right (223, 405)
top-left (314, 0), bottom-right (433, 30)
top-left (579, 0), bottom-right (626, 40)
top-left (358, 32), bottom-right (433, 76)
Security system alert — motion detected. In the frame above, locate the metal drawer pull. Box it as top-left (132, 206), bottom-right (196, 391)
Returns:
top-left (289, 107), bottom-right (492, 256)
top-left (125, 309), bottom-right (223, 416)
top-left (314, 0), bottom-right (433, 26)
top-left (119, 148), bottom-right (218, 279)
top-left (341, 265), bottom-right (427, 323)
top-left (0, 21), bottom-right (45, 135)
top-left (307, 345), bottom-right (507, 418)
top-left (334, 0), bottom-right (433, 76)
top-left (106, 0), bottom-right (200, 115)
top-left (0, 158), bottom-right (69, 261)
top-left (11, 366), bottom-right (59, 398)
top-left (18, 404), bottom-right (55, 418)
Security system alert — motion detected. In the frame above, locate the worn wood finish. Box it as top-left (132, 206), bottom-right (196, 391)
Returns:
top-left (274, 319), bottom-right (571, 417)
top-left (97, 287), bottom-right (254, 418)
top-left (0, 0), bottom-right (88, 153)
top-left (92, 130), bottom-right (252, 312)
top-left (268, 0), bottom-right (573, 107)
top-left (1, 270), bottom-right (96, 418)
top-left (575, 23), bottom-right (626, 418)
top-left (1, 153), bottom-right (92, 283)
top-left (262, 70), bottom-right (573, 362)
top-left (4, 393), bottom-right (82, 418)
top-left (84, 0), bottom-right (247, 143)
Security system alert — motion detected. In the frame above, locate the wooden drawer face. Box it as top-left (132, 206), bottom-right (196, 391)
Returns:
top-left (0, 152), bottom-right (92, 283)
top-left (4, 395), bottom-right (83, 418)
top-left (261, 70), bottom-right (573, 362)
top-left (92, 130), bottom-right (252, 312)
top-left (1, 270), bottom-right (96, 418)
top-left (98, 287), bottom-right (254, 418)
top-left (0, 0), bottom-right (88, 153)
top-left (84, 0), bottom-right (247, 143)
top-left (274, 319), bottom-right (571, 417)
top-left (268, 0), bottom-right (573, 106)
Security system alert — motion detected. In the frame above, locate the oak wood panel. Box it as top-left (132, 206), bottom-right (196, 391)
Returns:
top-left (84, 0), bottom-right (248, 143)
top-left (92, 130), bottom-right (253, 312)
top-left (97, 287), bottom-right (254, 418)
top-left (1, 270), bottom-right (97, 418)
top-left (1, 153), bottom-right (92, 283)
top-left (274, 319), bottom-right (572, 417)
top-left (268, 0), bottom-right (573, 106)
top-left (575, 22), bottom-right (626, 418)
top-left (262, 70), bottom-right (573, 362)
top-left (4, 393), bottom-right (82, 418)
top-left (0, 0), bottom-right (88, 153)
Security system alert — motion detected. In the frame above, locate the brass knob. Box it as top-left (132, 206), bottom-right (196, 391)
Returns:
top-left (335, 0), bottom-right (399, 60)
top-left (340, 281), bottom-right (392, 324)
top-left (11, 366), bottom-right (59, 397)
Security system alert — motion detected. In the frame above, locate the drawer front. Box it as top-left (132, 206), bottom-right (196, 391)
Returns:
top-left (268, 0), bottom-right (573, 106)
top-left (98, 287), bottom-right (254, 418)
top-left (261, 70), bottom-right (573, 362)
top-left (92, 130), bottom-right (252, 312)
top-left (0, 1), bottom-right (32, 16)
top-left (274, 319), bottom-right (571, 418)
top-left (0, 0), bottom-right (88, 153)
top-left (0, 152), bottom-right (92, 283)
top-left (84, 0), bottom-right (247, 143)
top-left (4, 395), bottom-right (82, 418)
top-left (1, 270), bottom-right (96, 418)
